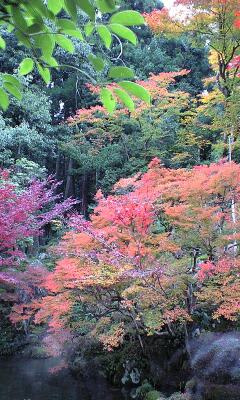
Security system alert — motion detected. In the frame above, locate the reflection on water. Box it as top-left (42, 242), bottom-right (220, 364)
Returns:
top-left (0, 357), bottom-right (124, 400)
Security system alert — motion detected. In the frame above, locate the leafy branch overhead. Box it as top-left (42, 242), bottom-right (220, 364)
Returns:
top-left (0, 0), bottom-right (151, 112)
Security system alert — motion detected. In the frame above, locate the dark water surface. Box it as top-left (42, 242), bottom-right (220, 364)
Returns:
top-left (0, 357), bottom-right (125, 400)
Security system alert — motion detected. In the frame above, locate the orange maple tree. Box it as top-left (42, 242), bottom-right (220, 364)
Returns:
top-left (10, 158), bottom-right (240, 353)
top-left (67, 69), bottom-right (190, 126)
top-left (144, 0), bottom-right (240, 98)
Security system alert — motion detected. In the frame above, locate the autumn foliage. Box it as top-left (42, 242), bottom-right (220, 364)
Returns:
top-left (12, 159), bottom-right (240, 352)
top-left (67, 69), bottom-right (190, 126)
top-left (0, 170), bottom-right (75, 311)
top-left (144, 0), bottom-right (240, 98)
top-left (4, 0), bottom-right (240, 353)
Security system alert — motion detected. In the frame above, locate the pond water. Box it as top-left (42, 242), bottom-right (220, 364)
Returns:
top-left (0, 357), bottom-right (125, 400)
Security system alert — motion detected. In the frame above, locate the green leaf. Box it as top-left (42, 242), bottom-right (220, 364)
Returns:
top-left (48, 0), bottom-right (63, 15)
top-left (0, 88), bottom-right (9, 111)
top-left (76, 0), bottom-right (95, 20)
top-left (96, 0), bottom-right (116, 13)
top-left (24, 3), bottom-right (43, 20)
top-left (3, 82), bottom-right (22, 101)
top-left (64, 0), bottom-right (77, 20)
top-left (88, 54), bottom-right (105, 71)
top-left (110, 10), bottom-right (145, 26)
top-left (57, 18), bottom-right (76, 30)
top-left (0, 36), bottom-right (6, 49)
top-left (56, 34), bottom-right (75, 53)
top-left (109, 24), bottom-right (137, 45)
top-left (97, 25), bottom-right (112, 49)
top-left (64, 29), bottom-right (84, 40)
top-left (41, 55), bottom-right (58, 67)
top-left (19, 58), bottom-right (34, 75)
top-left (106, 0), bottom-right (115, 7)
top-left (114, 88), bottom-right (135, 112)
top-left (25, 17), bottom-right (35, 28)
top-left (108, 66), bottom-right (134, 79)
top-left (10, 6), bottom-right (28, 31)
top-left (84, 22), bottom-right (94, 37)
top-left (27, 23), bottom-right (44, 34)
top-left (118, 81), bottom-right (151, 104)
top-left (34, 33), bottom-right (55, 57)
top-left (3, 74), bottom-right (21, 89)
top-left (37, 63), bottom-right (51, 84)
top-left (7, 24), bottom-right (15, 33)
top-left (100, 87), bottom-right (116, 113)
top-left (28, 0), bottom-right (51, 19)
top-left (16, 30), bottom-right (31, 48)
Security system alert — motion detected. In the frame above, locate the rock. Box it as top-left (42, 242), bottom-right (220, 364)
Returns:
top-left (39, 253), bottom-right (47, 260)
top-left (205, 383), bottom-right (240, 400)
top-left (30, 259), bottom-right (44, 267)
top-left (130, 387), bottom-right (139, 398)
top-left (190, 332), bottom-right (240, 385)
top-left (130, 368), bottom-right (141, 384)
top-left (192, 328), bottom-right (200, 338)
top-left (168, 393), bottom-right (188, 400)
top-left (121, 360), bottom-right (141, 385)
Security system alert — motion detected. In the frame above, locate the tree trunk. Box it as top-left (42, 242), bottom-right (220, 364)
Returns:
top-left (228, 129), bottom-right (238, 256)
top-left (64, 158), bottom-right (74, 199)
top-left (81, 172), bottom-right (88, 217)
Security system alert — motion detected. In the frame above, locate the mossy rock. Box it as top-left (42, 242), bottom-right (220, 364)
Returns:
top-left (145, 390), bottom-right (165, 400)
top-left (97, 342), bottom-right (148, 385)
top-left (136, 381), bottom-right (154, 399)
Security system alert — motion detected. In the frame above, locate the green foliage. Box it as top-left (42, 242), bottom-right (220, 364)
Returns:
top-left (110, 10), bottom-right (145, 26)
top-left (119, 81), bottom-right (151, 103)
top-left (109, 66), bottom-right (134, 79)
top-left (100, 88), bottom-right (116, 113)
top-left (0, 88), bottom-right (9, 110)
top-left (0, 35), bottom-right (6, 49)
top-left (109, 23), bottom-right (138, 45)
top-left (0, 0), bottom-right (149, 112)
top-left (97, 25), bottom-right (112, 49)
top-left (0, 79), bottom-right (57, 171)
top-left (88, 54), bottom-right (105, 72)
top-left (119, 0), bottom-right (163, 13)
top-left (114, 88), bottom-right (135, 111)
top-left (145, 390), bottom-right (163, 400)
top-left (19, 58), bottom-right (34, 75)
top-left (123, 36), bottom-right (210, 95)
top-left (11, 158), bottom-right (47, 188)
top-left (136, 381), bottom-right (154, 399)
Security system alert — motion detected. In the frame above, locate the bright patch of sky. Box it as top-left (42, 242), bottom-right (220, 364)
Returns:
top-left (163, 0), bottom-right (175, 8)
top-left (163, 0), bottom-right (190, 21)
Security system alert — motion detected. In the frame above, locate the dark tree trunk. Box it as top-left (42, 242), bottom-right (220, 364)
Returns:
top-left (64, 158), bottom-right (74, 199)
top-left (81, 172), bottom-right (88, 217)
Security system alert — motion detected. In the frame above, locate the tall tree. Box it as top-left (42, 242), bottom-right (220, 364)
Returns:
top-left (144, 0), bottom-right (240, 97)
